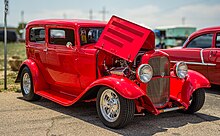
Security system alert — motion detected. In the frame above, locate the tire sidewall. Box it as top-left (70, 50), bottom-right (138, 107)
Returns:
top-left (96, 87), bottom-right (132, 128)
top-left (182, 88), bottom-right (205, 114)
top-left (21, 67), bottom-right (35, 100)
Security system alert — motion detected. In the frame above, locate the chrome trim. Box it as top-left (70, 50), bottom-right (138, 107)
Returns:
top-left (175, 61), bottom-right (188, 79)
top-left (200, 49), bottom-right (205, 64)
top-left (159, 106), bottom-right (185, 113)
top-left (137, 64), bottom-right (153, 83)
top-left (171, 48), bottom-right (217, 66)
top-left (171, 61), bottom-right (216, 66)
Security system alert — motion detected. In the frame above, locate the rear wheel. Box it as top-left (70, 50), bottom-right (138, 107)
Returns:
top-left (96, 87), bottom-right (135, 128)
top-left (21, 66), bottom-right (41, 101)
top-left (183, 88), bottom-right (205, 114)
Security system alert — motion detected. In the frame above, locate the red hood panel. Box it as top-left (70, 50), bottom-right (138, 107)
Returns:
top-left (95, 15), bottom-right (155, 62)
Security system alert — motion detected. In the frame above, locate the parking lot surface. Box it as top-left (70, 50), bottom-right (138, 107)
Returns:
top-left (0, 87), bottom-right (220, 136)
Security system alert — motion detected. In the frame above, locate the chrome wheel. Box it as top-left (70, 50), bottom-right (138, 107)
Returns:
top-left (21, 67), bottom-right (41, 101)
top-left (100, 89), bottom-right (120, 122)
top-left (97, 87), bottom-right (135, 128)
top-left (22, 73), bottom-right (31, 95)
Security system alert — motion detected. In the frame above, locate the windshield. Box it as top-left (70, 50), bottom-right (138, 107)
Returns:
top-left (79, 27), bottom-right (104, 45)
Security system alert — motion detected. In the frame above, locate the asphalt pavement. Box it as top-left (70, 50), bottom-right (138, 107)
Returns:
top-left (0, 87), bottom-right (220, 136)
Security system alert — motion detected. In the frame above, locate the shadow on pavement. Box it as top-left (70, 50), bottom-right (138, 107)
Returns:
top-left (17, 96), bottom-right (220, 136)
top-left (206, 85), bottom-right (220, 95)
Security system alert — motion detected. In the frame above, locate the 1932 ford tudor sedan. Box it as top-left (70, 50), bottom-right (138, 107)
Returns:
top-left (16, 16), bottom-right (210, 128)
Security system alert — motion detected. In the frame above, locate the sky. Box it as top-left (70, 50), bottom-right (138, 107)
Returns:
top-left (0, 0), bottom-right (220, 29)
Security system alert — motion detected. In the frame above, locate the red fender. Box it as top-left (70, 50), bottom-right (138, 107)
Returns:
top-left (87, 75), bottom-right (146, 99)
top-left (171, 70), bottom-right (210, 107)
top-left (86, 75), bottom-right (159, 114)
top-left (16, 59), bottom-right (48, 93)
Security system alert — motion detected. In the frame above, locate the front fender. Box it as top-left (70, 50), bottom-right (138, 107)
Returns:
top-left (180, 70), bottom-right (210, 106)
top-left (186, 70), bottom-right (210, 89)
top-left (15, 59), bottom-right (48, 93)
top-left (88, 75), bottom-right (146, 99)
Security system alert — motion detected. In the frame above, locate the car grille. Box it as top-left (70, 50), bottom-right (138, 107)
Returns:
top-left (147, 56), bottom-right (170, 107)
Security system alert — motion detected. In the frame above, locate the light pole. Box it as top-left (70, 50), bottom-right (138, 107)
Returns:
top-left (4, 0), bottom-right (9, 90)
top-left (89, 9), bottom-right (93, 20)
top-left (99, 7), bottom-right (108, 21)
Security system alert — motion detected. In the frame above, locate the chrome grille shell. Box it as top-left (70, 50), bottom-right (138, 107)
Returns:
top-left (147, 56), bottom-right (170, 107)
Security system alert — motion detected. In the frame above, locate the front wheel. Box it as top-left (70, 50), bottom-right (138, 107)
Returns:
top-left (96, 87), bottom-right (135, 128)
top-left (182, 88), bottom-right (205, 114)
top-left (21, 66), bottom-right (41, 101)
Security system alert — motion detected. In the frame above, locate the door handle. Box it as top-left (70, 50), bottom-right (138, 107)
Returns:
top-left (209, 51), bottom-right (217, 58)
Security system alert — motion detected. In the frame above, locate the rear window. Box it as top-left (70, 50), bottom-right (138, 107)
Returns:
top-left (29, 27), bottom-right (45, 43)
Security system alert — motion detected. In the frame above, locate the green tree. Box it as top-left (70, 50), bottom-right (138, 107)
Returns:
top-left (17, 22), bottom-right (27, 38)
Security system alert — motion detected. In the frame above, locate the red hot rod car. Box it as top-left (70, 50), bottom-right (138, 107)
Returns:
top-left (16, 16), bottom-right (210, 128)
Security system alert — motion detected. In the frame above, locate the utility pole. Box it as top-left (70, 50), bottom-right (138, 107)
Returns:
top-left (89, 9), bottom-right (93, 20)
top-left (4, 0), bottom-right (9, 90)
top-left (20, 10), bottom-right (25, 39)
top-left (99, 7), bottom-right (108, 21)
top-left (63, 13), bottom-right (67, 19)
top-left (182, 17), bottom-right (185, 25)
top-left (21, 10), bottom-right (24, 29)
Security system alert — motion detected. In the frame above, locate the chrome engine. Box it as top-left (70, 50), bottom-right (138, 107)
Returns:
top-left (108, 52), bottom-right (144, 80)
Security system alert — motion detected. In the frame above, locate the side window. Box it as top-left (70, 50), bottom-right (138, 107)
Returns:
top-left (216, 33), bottom-right (220, 48)
top-left (29, 27), bottom-right (45, 43)
top-left (187, 34), bottom-right (213, 48)
top-left (79, 27), bottom-right (104, 45)
top-left (49, 28), bottom-right (74, 45)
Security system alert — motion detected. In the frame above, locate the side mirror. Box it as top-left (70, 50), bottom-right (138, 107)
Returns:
top-left (66, 42), bottom-right (73, 49)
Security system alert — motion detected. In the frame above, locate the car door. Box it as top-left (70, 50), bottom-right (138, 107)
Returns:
top-left (45, 26), bottom-right (81, 96)
top-left (28, 26), bottom-right (48, 75)
top-left (206, 33), bottom-right (220, 85)
top-left (185, 33), bottom-right (214, 80)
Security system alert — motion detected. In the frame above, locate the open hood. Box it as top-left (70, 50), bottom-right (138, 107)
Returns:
top-left (95, 15), bottom-right (155, 62)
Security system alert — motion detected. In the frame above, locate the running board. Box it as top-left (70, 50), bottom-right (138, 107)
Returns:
top-left (158, 106), bottom-right (185, 113)
top-left (36, 90), bottom-right (76, 106)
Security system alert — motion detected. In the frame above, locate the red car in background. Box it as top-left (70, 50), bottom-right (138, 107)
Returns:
top-left (162, 26), bottom-right (220, 86)
top-left (15, 16), bottom-right (210, 128)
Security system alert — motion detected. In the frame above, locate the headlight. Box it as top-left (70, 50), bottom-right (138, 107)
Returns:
top-left (174, 62), bottom-right (188, 79)
top-left (137, 64), bottom-right (153, 83)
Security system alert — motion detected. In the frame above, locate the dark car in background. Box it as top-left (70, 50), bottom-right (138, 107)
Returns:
top-left (0, 30), bottom-right (17, 42)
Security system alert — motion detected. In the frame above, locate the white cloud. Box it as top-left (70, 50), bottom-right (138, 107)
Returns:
top-left (118, 4), bottom-right (220, 29)
top-left (9, 3), bottom-right (219, 29)
top-left (118, 5), bottom-right (160, 29)
top-left (23, 9), bottom-right (90, 23)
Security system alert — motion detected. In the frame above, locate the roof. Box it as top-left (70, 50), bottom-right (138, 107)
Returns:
top-left (189, 26), bottom-right (220, 39)
top-left (193, 26), bottom-right (220, 34)
top-left (26, 19), bottom-right (107, 27)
